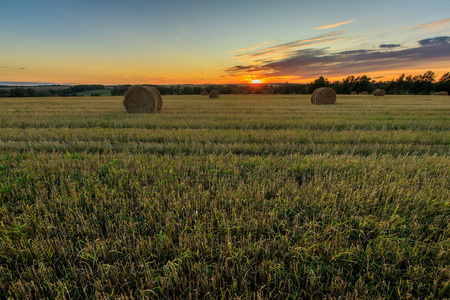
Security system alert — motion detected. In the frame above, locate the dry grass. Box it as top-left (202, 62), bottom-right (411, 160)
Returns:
top-left (0, 94), bottom-right (449, 299)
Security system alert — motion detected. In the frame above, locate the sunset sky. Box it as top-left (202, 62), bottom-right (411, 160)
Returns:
top-left (1, 0), bottom-right (450, 85)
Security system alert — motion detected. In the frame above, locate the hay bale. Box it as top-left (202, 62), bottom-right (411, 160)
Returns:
top-left (435, 91), bottom-right (449, 95)
top-left (201, 90), bottom-right (208, 96)
top-left (359, 91), bottom-right (368, 95)
top-left (146, 86), bottom-right (162, 112)
top-left (351, 91), bottom-right (357, 95)
top-left (374, 89), bottom-right (386, 96)
top-left (123, 85), bottom-right (156, 113)
top-left (209, 90), bottom-right (219, 98)
top-left (311, 87), bottom-right (336, 105)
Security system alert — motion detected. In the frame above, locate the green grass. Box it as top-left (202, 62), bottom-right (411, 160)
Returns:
top-left (0, 95), bottom-right (449, 299)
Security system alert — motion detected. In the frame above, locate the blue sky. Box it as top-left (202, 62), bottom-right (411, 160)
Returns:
top-left (1, 0), bottom-right (450, 84)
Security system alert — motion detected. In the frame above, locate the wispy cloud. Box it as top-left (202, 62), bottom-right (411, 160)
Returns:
top-left (233, 46), bottom-right (260, 53)
top-left (410, 18), bottom-right (450, 32)
top-left (234, 32), bottom-right (345, 63)
top-left (315, 20), bottom-right (354, 30)
top-left (233, 41), bottom-right (277, 53)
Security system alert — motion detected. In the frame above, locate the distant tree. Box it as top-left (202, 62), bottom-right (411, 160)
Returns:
top-left (26, 88), bottom-right (35, 97)
top-left (111, 85), bottom-right (131, 96)
top-left (436, 72), bottom-right (450, 93)
top-left (9, 88), bottom-right (26, 97)
top-left (307, 76), bottom-right (330, 93)
top-left (353, 75), bottom-right (373, 94)
top-left (193, 86), bottom-right (203, 94)
top-left (182, 86), bottom-right (194, 95)
top-left (411, 71), bottom-right (435, 94)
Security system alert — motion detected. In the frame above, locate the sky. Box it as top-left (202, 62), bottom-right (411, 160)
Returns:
top-left (1, 0), bottom-right (450, 85)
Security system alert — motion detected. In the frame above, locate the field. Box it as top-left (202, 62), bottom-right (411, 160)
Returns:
top-left (0, 94), bottom-right (449, 299)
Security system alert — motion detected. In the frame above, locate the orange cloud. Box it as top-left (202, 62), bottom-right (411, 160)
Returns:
top-left (410, 18), bottom-right (450, 32)
top-left (233, 46), bottom-right (260, 53)
top-left (315, 20), bottom-right (354, 30)
top-left (233, 41), bottom-right (277, 53)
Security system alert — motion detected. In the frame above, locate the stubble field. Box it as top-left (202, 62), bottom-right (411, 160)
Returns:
top-left (0, 94), bottom-right (449, 299)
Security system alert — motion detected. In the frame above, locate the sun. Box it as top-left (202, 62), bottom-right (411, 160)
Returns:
top-left (252, 79), bottom-right (262, 84)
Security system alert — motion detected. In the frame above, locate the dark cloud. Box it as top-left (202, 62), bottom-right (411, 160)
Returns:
top-left (227, 36), bottom-right (450, 79)
top-left (225, 65), bottom-right (269, 73)
top-left (379, 44), bottom-right (401, 49)
top-left (418, 36), bottom-right (450, 46)
top-left (0, 66), bottom-right (27, 70)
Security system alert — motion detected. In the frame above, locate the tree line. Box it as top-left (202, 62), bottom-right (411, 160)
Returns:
top-left (0, 71), bottom-right (448, 98)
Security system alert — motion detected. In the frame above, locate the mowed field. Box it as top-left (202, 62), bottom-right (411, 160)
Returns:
top-left (0, 94), bottom-right (449, 299)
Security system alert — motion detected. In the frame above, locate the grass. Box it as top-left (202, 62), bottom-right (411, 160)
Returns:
top-left (0, 94), bottom-right (449, 299)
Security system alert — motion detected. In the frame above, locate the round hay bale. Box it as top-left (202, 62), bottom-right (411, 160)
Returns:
top-left (359, 91), bottom-right (368, 95)
top-left (201, 90), bottom-right (208, 96)
top-left (147, 86), bottom-right (162, 112)
top-left (373, 89), bottom-right (386, 96)
top-left (123, 85), bottom-right (156, 113)
top-left (209, 90), bottom-right (219, 98)
top-left (435, 91), bottom-right (449, 95)
top-left (351, 91), bottom-right (357, 95)
top-left (311, 87), bottom-right (336, 105)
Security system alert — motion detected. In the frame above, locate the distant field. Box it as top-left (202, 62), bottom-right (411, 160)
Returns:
top-left (0, 95), bottom-right (449, 298)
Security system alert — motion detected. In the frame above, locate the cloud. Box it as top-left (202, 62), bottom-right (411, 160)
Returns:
top-left (410, 18), bottom-right (450, 32)
top-left (379, 44), bottom-right (401, 49)
top-left (233, 41), bottom-right (278, 53)
top-left (315, 20), bottom-right (354, 30)
top-left (233, 46), bottom-right (260, 53)
top-left (234, 32), bottom-right (345, 63)
top-left (0, 66), bottom-right (27, 70)
top-left (418, 36), bottom-right (450, 46)
top-left (226, 35), bottom-right (450, 80)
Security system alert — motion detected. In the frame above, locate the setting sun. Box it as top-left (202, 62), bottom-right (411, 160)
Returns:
top-left (252, 79), bottom-right (262, 84)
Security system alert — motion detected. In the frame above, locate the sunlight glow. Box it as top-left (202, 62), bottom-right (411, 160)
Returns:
top-left (252, 79), bottom-right (262, 84)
